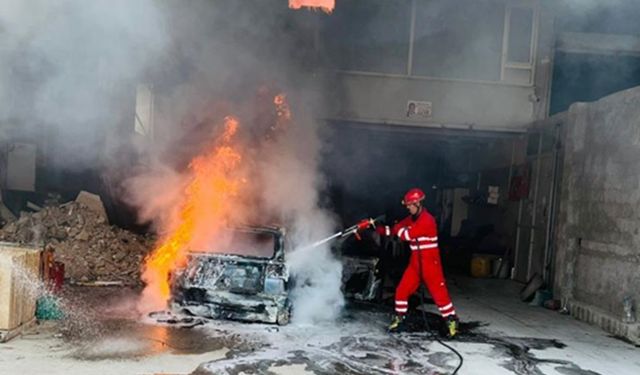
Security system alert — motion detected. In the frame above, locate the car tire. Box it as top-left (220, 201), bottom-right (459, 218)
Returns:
top-left (277, 302), bottom-right (292, 326)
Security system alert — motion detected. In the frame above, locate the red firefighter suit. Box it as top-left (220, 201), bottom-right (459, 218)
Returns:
top-left (378, 209), bottom-right (456, 318)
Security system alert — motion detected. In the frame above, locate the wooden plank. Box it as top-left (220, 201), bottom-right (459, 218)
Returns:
top-left (0, 243), bottom-right (41, 331)
top-left (0, 317), bottom-right (37, 343)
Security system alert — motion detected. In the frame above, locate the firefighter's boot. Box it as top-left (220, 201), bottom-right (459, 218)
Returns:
top-left (446, 315), bottom-right (459, 338)
top-left (388, 314), bottom-right (406, 333)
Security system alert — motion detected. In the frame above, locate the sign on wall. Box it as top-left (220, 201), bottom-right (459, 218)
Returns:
top-left (406, 100), bottom-right (432, 119)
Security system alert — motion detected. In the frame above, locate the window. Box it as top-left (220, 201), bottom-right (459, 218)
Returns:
top-left (134, 84), bottom-right (154, 136)
top-left (502, 5), bottom-right (537, 84)
top-left (319, 0), bottom-right (538, 85)
top-left (320, 0), bottom-right (411, 74)
top-left (507, 7), bottom-right (534, 63)
top-left (412, 0), bottom-right (505, 81)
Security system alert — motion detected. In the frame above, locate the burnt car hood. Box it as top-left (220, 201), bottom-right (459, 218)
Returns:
top-left (171, 253), bottom-right (291, 324)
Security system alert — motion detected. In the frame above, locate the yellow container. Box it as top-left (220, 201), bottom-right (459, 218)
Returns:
top-left (471, 255), bottom-right (491, 278)
top-left (0, 242), bottom-right (42, 332)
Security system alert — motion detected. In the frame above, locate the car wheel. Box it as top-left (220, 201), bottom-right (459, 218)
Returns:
top-left (277, 303), bottom-right (292, 325)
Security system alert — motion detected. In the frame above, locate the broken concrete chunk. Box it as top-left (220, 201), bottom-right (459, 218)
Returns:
top-left (75, 229), bottom-right (90, 241)
top-left (50, 227), bottom-right (68, 241)
top-left (2, 222), bottom-right (17, 234)
top-left (75, 191), bottom-right (108, 223)
top-left (26, 201), bottom-right (42, 212)
top-left (0, 200), bottom-right (153, 286)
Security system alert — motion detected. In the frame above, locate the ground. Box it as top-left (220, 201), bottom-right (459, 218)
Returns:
top-left (1, 277), bottom-right (638, 375)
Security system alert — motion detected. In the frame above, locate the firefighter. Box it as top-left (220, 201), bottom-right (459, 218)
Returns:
top-left (376, 188), bottom-right (459, 337)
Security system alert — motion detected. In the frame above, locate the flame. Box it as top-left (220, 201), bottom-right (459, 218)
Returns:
top-left (139, 116), bottom-right (243, 310)
top-left (289, 0), bottom-right (334, 13)
top-left (271, 93), bottom-right (291, 135)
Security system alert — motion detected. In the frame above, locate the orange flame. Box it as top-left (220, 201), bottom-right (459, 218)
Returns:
top-left (289, 0), bottom-right (334, 13)
top-left (140, 116), bottom-right (243, 310)
top-left (271, 93), bottom-right (291, 135)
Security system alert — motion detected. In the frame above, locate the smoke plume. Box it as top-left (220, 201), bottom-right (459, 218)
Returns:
top-left (1, 0), bottom-right (343, 322)
top-left (107, 2), bottom-right (344, 322)
top-left (0, 0), bottom-right (167, 168)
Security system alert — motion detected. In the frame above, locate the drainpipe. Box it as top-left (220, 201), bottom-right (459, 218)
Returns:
top-left (506, 140), bottom-right (516, 200)
top-left (526, 132), bottom-right (544, 280)
top-left (512, 136), bottom-right (524, 281)
top-left (543, 124), bottom-right (562, 288)
top-left (505, 139), bottom-right (515, 277)
top-left (513, 198), bottom-right (524, 280)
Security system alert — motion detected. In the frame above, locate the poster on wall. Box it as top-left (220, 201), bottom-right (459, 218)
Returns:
top-left (406, 100), bottom-right (432, 119)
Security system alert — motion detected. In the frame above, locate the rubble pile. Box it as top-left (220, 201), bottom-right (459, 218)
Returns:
top-left (0, 201), bottom-right (154, 285)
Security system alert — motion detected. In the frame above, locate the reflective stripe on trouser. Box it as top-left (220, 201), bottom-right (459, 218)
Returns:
top-left (394, 249), bottom-right (455, 318)
top-left (395, 300), bottom-right (408, 314)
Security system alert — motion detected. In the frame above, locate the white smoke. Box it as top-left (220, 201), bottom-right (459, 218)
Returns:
top-left (108, 2), bottom-right (346, 320)
top-left (121, 162), bottom-right (187, 233)
top-left (125, 87), bottom-right (345, 321)
top-left (255, 97), bottom-right (344, 323)
top-left (2, 0), bottom-right (345, 322)
top-left (0, 0), bottom-right (167, 168)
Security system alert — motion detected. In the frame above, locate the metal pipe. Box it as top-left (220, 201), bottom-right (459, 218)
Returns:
top-left (505, 139), bottom-right (518, 278)
top-left (543, 124), bottom-right (562, 287)
top-left (526, 132), bottom-right (544, 280)
top-left (513, 199), bottom-right (524, 280)
top-left (506, 139), bottom-right (516, 202)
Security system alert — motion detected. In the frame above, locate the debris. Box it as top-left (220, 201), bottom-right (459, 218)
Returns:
top-left (520, 274), bottom-right (544, 302)
top-left (0, 201), bottom-right (154, 286)
top-left (26, 201), bottom-right (42, 212)
top-left (0, 201), bottom-right (16, 224)
top-left (72, 281), bottom-right (124, 287)
top-left (148, 310), bottom-right (206, 328)
top-left (43, 193), bottom-right (62, 207)
top-left (529, 289), bottom-right (552, 307)
top-left (544, 299), bottom-right (561, 311)
top-left (75, 191), bottom-right (108, 223)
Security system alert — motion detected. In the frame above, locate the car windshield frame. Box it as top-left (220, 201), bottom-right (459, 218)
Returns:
top-left (190, 227), bottom-right (283, 260)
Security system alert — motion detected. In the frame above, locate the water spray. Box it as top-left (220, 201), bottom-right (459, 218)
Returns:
top-left (301, 215), bottom-right (385, 250)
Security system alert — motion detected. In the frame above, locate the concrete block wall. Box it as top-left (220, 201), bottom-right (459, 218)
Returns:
top-left (554, 86), bottom-right (640, 344)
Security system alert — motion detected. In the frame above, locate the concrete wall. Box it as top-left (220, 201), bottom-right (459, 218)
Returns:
top-left (554, 86), bottom-right (640, 341)
top-left (325, 73), bottom-right (538, 130)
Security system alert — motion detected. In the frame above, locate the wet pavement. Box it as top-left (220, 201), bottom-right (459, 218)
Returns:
top-left (1, 282), bottom-right (638, 374)
top-left (185, 304), bottom-right (605, 375)
top-left (57, 286), bottom-right (237, 361)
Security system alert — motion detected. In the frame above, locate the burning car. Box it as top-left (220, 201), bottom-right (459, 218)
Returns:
top-left (170, 226), bottom-right (292, 325)
top-left (170, 224), bottom-right (385, 325)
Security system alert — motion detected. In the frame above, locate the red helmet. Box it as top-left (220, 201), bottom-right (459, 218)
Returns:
top-left (402, 188), bottom-right (425, 205)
